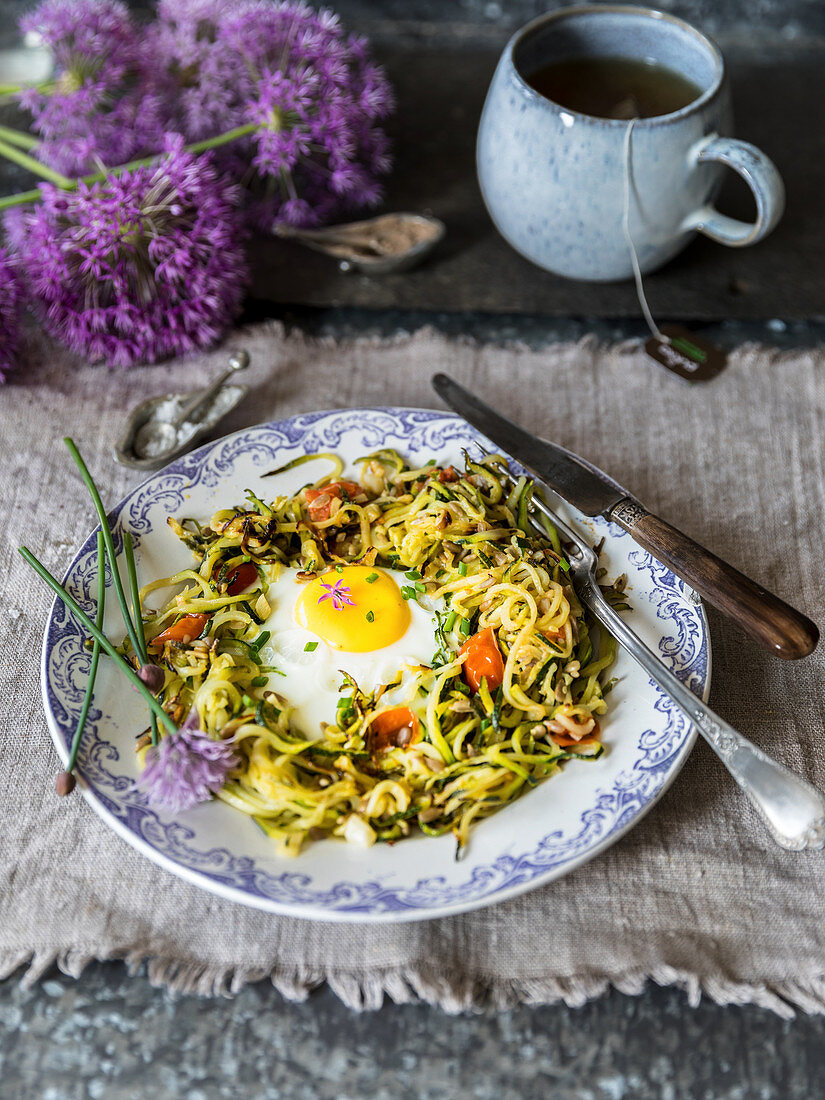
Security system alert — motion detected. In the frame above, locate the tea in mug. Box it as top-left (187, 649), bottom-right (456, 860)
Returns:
top-left (525, 56), bottom-right (702, 120)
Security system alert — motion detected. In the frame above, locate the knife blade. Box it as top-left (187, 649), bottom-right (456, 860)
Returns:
top-left (432, 372), bottom-right (819, 661)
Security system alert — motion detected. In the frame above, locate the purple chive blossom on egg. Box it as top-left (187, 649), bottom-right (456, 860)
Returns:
top-left (318, 579), bottom-right (355, 611)
top-left (0, 248), bottom-right (24, 381)
top-left (17, 135), bottom-right (248, 367)
top-left (134, 707), bottom-right (238, 813)
top-left (19, 0), bottom-right (168, 174)
top-left (154, 0), bottom-right (394, 227)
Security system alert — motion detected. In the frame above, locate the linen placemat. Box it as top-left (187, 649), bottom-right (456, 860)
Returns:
top-left (1, 322), bottom-right (823, 1017)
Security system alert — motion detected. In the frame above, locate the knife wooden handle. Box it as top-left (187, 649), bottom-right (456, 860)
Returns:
top-left (611, 501), bottom-right (819, 660)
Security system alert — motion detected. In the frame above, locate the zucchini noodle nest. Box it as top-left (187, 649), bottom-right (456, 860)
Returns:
top-left (133, 449), bottom-right (620, 856)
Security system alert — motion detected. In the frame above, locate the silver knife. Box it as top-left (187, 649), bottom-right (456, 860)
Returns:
top-left (432, 373), bottom-right (819, 661)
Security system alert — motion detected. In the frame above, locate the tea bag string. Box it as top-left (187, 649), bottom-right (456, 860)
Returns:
top-left (622, 117), bottom-right (670, 344)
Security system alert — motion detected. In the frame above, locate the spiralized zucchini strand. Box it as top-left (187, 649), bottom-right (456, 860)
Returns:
top-left (136, 450), bottom-right (620, 856)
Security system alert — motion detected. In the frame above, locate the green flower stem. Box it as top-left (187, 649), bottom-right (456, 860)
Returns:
top-left (184, 122), bottom-right (258, 156)
top-left (0, 122), bottom-right (260, 209)
top-left (63, 438), bottom-right (144, 661)
top-left (0, 124), bottom-right (38, 150)
top-left (0, 79), bottom-right (56, 96)
top-left (124, 531), bottom-right (159, 748)
top-left (78, 124), bottom-right (259, 185)
top-left (0, 135), bottom-right (73, 187)
top-left (0, 187), bottom-right (41, 211)
top-left (19, 547), bottom-right (178, 738)
top-left (66, 532), bottom-right (106, 772)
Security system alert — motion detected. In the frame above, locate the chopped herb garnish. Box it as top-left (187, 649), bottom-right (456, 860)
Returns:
top-left (401, 586), bottom-right (416, 600)
top-left (459, 617), bottom-right (472, 637)
top-left (365, 572), bottom-right (379, 584)
top-left (366, 610), bottom-right (375, 623)
top-left (444, 610), bottom-right (458, 632)
top-left (334, 564), bottom-right (344, 574)
top-left (558, 557), bottom-right (571, 573)
top-left (251, 675), bottom-right (267, 687)
top-left (458, 562), bottom-right (467, 576)
top-left (251, 630), bottom-right (271, 651)
top-left (405, 569), bottom-right (422, 581)
top-left (304, 641), bottom-right (319, 652)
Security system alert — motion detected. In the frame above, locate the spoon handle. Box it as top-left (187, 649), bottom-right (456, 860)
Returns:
top-left (581, 575), bottom-right (825, 851)
top-left (171, 350), bottom-right (249, 429)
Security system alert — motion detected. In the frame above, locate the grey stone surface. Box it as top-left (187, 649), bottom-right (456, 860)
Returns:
top-left (2, 960), bottom-right (825, 1100)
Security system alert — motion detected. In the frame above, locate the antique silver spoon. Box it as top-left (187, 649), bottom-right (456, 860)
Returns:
top-left (114, 350), bottom-right (250, 471)
top-left (273, 212), bottom-right (446, 274)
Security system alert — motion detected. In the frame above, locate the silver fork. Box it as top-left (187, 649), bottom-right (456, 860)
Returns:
top-left (495, 466), bottom-right (825, 851)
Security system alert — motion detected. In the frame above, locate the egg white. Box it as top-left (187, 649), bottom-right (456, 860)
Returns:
top-left (257, 566), bottom-right (443, 739)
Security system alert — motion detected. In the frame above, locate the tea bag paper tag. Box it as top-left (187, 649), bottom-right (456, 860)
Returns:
top-left (644, 325), bottom-right (727, 382)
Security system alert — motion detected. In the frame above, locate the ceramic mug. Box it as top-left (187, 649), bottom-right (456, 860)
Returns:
top-left (476, 4), bottom-right (785, 281)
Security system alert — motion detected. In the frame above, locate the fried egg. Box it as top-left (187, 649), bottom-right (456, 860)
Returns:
top-left (258, 566), bottom-right (442, 738)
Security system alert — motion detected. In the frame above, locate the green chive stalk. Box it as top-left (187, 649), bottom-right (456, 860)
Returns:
top-left (63, 438), bottom-right (145, 661)
top-left (55, 532), bottom-right (106, 794)
top-left (19, 547), bottom-right (177, 738)
top-left (124, 532), bottom-right (159, 747)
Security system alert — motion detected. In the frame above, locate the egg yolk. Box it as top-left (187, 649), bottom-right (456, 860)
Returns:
top-left (294, 566), bottom-right (412, 652)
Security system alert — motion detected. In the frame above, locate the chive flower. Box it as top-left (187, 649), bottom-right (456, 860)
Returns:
top-left (318, 578), bottom-right (355, 610)
top-left (16, 135), bottom-right (248, 367)
top-left (19, 0), bottom-right (167, 174)
top-left (0, 247), bottom-right (23, 381)
top-left (153, 0), bottom-right (394, 227)
top-left (135, 707), bottom-right (238, 813)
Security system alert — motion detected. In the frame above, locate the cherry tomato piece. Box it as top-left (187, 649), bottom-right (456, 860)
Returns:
top-left (459, 626), bottom-right (505, 694)
top-left (149, 613), bottom-right (209, 647)
top-left (225, 561), bottom-right (258, 595)
top-left (305, 480), bottom-right (363, 522)
top-left (369, 706), bottom-right (420, 752)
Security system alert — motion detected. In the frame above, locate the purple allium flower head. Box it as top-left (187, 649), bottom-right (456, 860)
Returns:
top-left (154, 0), bottom-right (394, 227)
top-left (135, 707), bottom-right (239, 813)
top-left (19, 0), bottom-right (168, 174)
top-left (17, 135), bottom-right (248, 367)
top-left (0, 248), bottom-right (24, 381)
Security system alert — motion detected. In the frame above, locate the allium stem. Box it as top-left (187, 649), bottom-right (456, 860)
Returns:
top-left (0, 79), bottom-right (56, 97)
top-left (0, 135), bottom-right (73, 186)
top-left (184, 123), bottom-right (259, 156)
top-left (19, 546), bottom-right (178, 738)
top-left (0, 124), bottom-right (38, 150)
top-left (78, 124), bottom-right (259, 185)
top-left (0, 123), bottom-right (259, 208)
top-left (67, 531), bottom-right (106, 773)
top-left (0, 187), bottom-right (41, 210)
top-left (124, 531), bottom-right (159, 747)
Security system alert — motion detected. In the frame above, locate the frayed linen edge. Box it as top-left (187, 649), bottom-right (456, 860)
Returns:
top-left (3, 948), bottom-right (825, 1019)
top-left (247, 319), bottom-right (821, 370)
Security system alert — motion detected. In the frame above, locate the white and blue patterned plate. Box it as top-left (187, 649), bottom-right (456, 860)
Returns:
top-left (41, 409), bottom-right (710, 922)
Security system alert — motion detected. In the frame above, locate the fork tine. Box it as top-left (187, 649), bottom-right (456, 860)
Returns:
top-left (474, 444), bottom-right (592, 557)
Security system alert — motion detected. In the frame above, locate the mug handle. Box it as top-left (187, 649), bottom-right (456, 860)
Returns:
top-left (682, 135), bottom-right (785, 246)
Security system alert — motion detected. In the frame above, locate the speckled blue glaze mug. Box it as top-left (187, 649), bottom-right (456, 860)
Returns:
top-left (477, 5), bottom-right (785, 281)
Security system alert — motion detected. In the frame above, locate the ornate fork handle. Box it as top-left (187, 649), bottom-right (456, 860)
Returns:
top-left (579, 574), bottom-right (825, 851)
